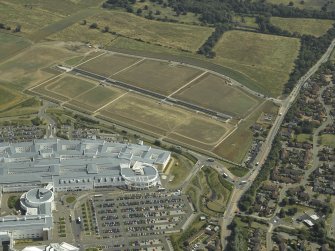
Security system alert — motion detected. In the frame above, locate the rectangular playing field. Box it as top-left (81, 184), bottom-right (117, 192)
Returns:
top-left (78, 53), bottom-right (139, 77)
top-left (113, 60), bottom-right (203, 95)
top-left (213, 30), bottom-right (300, 97)
top-left (173, 74), bottom-right (261, 118)
top-left (98, 93), bottom-right (231, 146)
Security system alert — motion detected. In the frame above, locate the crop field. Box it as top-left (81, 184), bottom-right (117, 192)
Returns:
top-left (173, 74), bottom-right (261, 118)
top-left (98, 93), bottom-right (232, 146)
top-left (86, 11), bottom-right (214, 52)
top-left (0, 44), bottom-right (77, 90)
top-left (0, 33), bottom-right (31, 62)
top-left (113, 60), bottom-right (203, 95)
top-left (213, 101), bottom-right (279, 163)
top-left (213, 30), bottom-right (300, 97)
top-left (78, 53), bottom-right (139, 77)
top-left (271, 17), bottom-right (334, 37)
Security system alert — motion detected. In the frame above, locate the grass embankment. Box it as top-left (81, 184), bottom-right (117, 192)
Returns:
top-left (187, 166), bottom-right (233, 215)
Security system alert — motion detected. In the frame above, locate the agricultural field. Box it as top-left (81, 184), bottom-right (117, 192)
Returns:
top-left (271, 17), bottom-right (334, 37)
top-left (214, 101), bottom-right (279, 163)
top-left (213, 30), bottom-right (300, 97)
top-left (266, 0), bottom-right (335, 11)
top-left (0, 33), bottom-right (31, 62)
top-left (84, 10), bottom-right (214, 52)
top-left (232, 15), bottom-right (258, 28)
top-left (173, 73), bottom-right (261, 118)
top-left (78, 53), bottom-right (139, 77)
top-left (113, 60), bottom-right (203, 95)
top-left (0, 43), bottom-right (78, 90)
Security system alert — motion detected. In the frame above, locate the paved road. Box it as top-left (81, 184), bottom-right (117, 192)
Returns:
top-left (220, 39), bottom-right (335, 249)
top-left (38, 101), bottom-right (57, 138)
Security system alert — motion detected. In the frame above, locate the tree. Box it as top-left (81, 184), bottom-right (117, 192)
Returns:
top-left (13, 24), bottom-right (21, 33)
top-left (80, 19), bottom-right (87, 25)
top-left (102, 26), bottom-right (110, 33)
top-left (136, 8), bottom-right (143, 15)
top-left (89, 23), bottom-right (98, 29)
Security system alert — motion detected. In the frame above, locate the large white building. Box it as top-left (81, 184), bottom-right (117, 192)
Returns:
top-left (0, 139), bottom-right (171, 245)
top-left (0, 139), bottom-right (171, 192)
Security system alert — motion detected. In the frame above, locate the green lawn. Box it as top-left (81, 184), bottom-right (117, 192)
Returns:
top-left (321, 134), bottom-right (335, 147)
top-left (228, 165), bottom-right (249, 177)
top-left (296, 133), bottom-right (312, 143)
top-left (213, 30), bottom-right (300, 97)
top-left (271, 17), bottom-right (334, 37)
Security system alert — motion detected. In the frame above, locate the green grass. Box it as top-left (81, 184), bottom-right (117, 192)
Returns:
top-left (228, 165), bottom-right (249, 177)
top-left (27, 8), bottom-right (102, 42)
top-left (165, 154), bottom-right (194, 189)
top-left (321, 134), bottom-right (335, 147)
top-left (0, 44), bottom-right (76, 90)
top-left (87, 10), bottom-right (214, 52)
top-left (0, 1), bottom-right (61, 36)
top-left (133, 1), bottom-right (201, 25)
top-left (8, 0), bottom-right (103, 16)
top-left (296, 133), bottom-right (312, 143)
top-left (214, 101), bottom-right (279, 163)
top-left (213, 30), bottom-right (300, 98)
top-left (266, 0), bottom-right (335, 11)
top-left (7, 195), bottom-right (20, 209)
top-left (271, 17), bottom-right (334, 37)
top-left (66, 196), bottom-right (76, 203)
top-left (0, 84), bottom-right (22, 110)
top-left (233, 15), bottom-right (258, 28)
top-left (0, 33), bottom-right (31, 62)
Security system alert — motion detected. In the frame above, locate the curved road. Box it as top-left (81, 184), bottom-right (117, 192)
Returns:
top-left (220, 39), bottom-right (335, 249)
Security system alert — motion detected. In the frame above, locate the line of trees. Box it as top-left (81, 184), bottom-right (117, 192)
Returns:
top-left (238, 135), bottom-right (282, 213)
top-left (198, 24), bottom-right (231, 58)
top-left (284, 26), bottom-right (335, 93)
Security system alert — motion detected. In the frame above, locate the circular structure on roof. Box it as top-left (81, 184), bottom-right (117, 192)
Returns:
top-left (121, 162), bottom-right (159, 189)
top-left (20, 188), bottom-right (54, 211)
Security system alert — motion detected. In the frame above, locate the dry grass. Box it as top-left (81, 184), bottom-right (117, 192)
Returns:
top-left (86, 10), bottom-right (214, 52)
top-left (271, 17), bottom-right (334, 37)
top-left (213, 30), bottom-right (300, 97)
top-left (113, 60), bottom-right (203, 95)
top-left (78, 53), bottom-right (139, 77)
top-left (174, 73), bottom-right (260, 118)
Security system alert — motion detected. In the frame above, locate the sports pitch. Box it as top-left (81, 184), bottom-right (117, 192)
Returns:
top-left (173, 74), bottom-right (261, 118)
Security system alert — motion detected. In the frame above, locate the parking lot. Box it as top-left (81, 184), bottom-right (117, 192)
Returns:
top-left (76, 191), bottom-right (193, 250)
